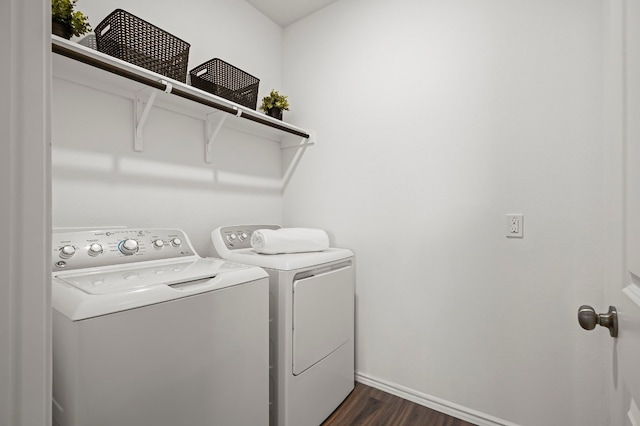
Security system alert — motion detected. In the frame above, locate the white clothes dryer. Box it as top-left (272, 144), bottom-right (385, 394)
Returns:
top-left (52, 228), bottom-right (269, 426)
top-left (211, 225), bottom-right (355, 426)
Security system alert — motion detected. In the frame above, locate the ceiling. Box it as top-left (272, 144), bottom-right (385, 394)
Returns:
top-left (245, 0), bottom-right (340, 27)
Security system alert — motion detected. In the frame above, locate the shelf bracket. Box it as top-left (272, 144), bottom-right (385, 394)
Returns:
top-left (134, 80), bottom-right (172, 152)
top-left (204, 107), bottom-right (241, 163)
top-left (281, 131), bottom-right (316, 191)
top-left (205, 113), bottom-right (227, 163)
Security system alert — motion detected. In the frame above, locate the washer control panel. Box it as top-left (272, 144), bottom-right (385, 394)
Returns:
top-left (52, 229), bottom-right (195, 271)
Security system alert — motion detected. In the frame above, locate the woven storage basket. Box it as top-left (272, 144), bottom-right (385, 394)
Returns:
top-left (94, 9), bottom-right (190, 82)
top-left (189, 59), bottom-right (260, 109)
top-left (78, 34), bottom-right (97, 50)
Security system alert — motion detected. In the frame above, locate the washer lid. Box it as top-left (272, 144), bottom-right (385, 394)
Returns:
top-left (55, 257), bottom-right (246, 295)
top-left (52, 257), bottom-right (268, 321)
top-left (222, 248), bottom-right (353, 271)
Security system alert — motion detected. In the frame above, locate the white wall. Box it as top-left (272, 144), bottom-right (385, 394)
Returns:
top-left (53, 0), bottom-right (285, 255)
top-left (282, 1), bottom-right (606, 425)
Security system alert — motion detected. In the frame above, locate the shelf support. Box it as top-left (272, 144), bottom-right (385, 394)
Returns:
top-left (281, 131), bottom-right (316, 191)
top-left (204, 107), bottom-right (241, 163)
top-left (134, 80), bottom-right (172, 152)
top-left (205, 113), bottom-right (227, 163)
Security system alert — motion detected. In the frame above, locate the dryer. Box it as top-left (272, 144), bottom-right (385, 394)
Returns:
top-left (52, 228), bottom-right (269, 426)
top-left (211, 225), bottom-right (355, 426)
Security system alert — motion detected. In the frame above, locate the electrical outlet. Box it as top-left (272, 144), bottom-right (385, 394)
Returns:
top-left (506, 214), bottom-right (523, 238)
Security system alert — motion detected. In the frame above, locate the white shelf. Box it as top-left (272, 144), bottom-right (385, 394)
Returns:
top-left (51, 36), bottom-right (315, 162)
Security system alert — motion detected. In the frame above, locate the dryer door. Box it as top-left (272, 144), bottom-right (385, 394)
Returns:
top-left (292, 263), bottom-right (354, 375)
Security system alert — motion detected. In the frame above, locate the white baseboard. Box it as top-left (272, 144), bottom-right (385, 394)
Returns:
top-left (355, 373), bottom-right (521, 426)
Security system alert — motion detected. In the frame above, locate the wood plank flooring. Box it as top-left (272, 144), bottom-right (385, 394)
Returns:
top-left (322, 383), bottom-right (477, 426)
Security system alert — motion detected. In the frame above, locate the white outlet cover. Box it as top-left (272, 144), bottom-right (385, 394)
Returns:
top-left (506, 214), bottom-right (523, 238)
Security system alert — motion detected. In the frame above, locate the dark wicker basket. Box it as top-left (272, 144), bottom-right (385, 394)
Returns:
top-left (189, 59), bottom-right (260, 109)
top-left (94, 9), bottom-right (190, 83)
top-left (78, 34), bottom-right (97, 50)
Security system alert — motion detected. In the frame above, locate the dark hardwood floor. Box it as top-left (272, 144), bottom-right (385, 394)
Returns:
top-left (322, 383), bottom-right (477, 426)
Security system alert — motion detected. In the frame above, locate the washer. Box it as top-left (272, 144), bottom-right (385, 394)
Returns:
top-left (211, 224), bottom-right (355, 426)
top-left (52, 228), bottom-right (269, 426)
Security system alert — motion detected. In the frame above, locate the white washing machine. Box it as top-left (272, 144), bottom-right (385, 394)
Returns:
top-left (211, 225), bottom-right (355, 426)
top-left (52, 228), bottom-right (269, 426)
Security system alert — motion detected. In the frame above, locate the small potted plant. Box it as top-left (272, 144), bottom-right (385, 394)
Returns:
top-left (259, 89), bottom-right (290, 120)
top-left (51, 0), bottom-right (91, 39)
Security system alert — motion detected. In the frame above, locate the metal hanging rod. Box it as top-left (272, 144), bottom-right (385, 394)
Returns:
top-left (52, 41), bottom-right (311, 139)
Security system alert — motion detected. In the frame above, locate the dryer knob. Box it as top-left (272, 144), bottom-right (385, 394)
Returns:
top-left (119, 239), bottom-right (139, 255)
top-left (152, 239), bottom-right (165, 248)
top-left (59, 245), bottom-right (76, 259)
top-left (170, 238), bottom-right (182, 247)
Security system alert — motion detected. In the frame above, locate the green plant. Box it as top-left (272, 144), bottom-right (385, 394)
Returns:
top-left (259, 89), bottom-right (290, 113)
top-left (52, 0), bottom-right (91, 37)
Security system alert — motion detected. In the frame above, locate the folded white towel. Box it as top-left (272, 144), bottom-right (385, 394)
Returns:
top-left (251, 228), bottom-right (330, 254)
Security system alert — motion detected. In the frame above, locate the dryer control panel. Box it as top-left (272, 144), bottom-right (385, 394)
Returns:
top-left (52, 229), bottom-right (195, 271)
top-left (211, 224), bottom-right (280, 256)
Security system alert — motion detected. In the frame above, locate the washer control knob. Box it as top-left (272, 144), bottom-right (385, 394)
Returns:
top-left (152, 239), bottom-right (165, 248)
top-left (239, 232), bottom-right (248, 241)
top-left (226, 234), bottom-right (237, 242)
top-left (119, 239), bottom-right (139, 255)
top-left (88, 243), bottom-right (103, 257)
top-left (59, 245), bottom-right (76, 259)
top-left (170, 238), bottom-right (182, 247)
